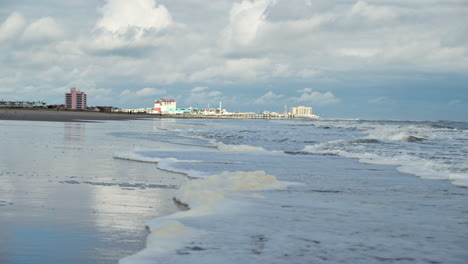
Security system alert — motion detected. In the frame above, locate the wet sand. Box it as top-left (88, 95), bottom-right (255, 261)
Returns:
top-left (0, 109), bottom-right (159, 122)
top-left (0, 119), bottom-right (187, 263)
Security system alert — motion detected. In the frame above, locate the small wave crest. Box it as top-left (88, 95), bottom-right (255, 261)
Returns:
top-left (303, 140), bottom-right (468, 188)
top-left (216, 142), bottom-right (271, 153)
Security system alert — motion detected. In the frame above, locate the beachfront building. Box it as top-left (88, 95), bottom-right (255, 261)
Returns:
top-left (153, 98), bottom-right (176, 113)
top-left (65, 88), bottom-right (87, 110)
top-left (290, 106), bottom-right (319, 119)
top-left (291, 106), bottom-right (312, 115)
top-left (0, 100), bottom-right (47, 108)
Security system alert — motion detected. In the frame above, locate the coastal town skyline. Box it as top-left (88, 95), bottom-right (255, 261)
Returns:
top-left (1, 0), bottom-right (467, 120)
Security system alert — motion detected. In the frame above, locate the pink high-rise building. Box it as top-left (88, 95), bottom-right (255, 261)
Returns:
top-left (65, 88), bottom-right (87, 110)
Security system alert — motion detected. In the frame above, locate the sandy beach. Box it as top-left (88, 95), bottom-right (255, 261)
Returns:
top-left (0, 109), bottom-right (159, 122)
top-left (0, 118), bottom-right (187, 263)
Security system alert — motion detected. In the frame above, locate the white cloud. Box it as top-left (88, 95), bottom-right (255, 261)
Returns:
top-left (120, 89), bottom-right (132, 96)
top-left (21, 17), bottom-right (64, 42)
top-left (84, 87), bottom-right (112, 96)
top-left (297, 69), bottom-right (321, 78)
top-left (135, 87), bottom-right (166, 96)
top-left (0, 12), bottom-right (26, 41)
top-left (191, 86), bottom-right (208, 92)
top-left (254, 91), bottom-right (284, 104)
top-left (368, 96), bottom-right (390, 104)
top-left (347, 1), bottom-right (398, 22)
top-left (96, 0), bottom-right (172, 36)
top-left (222, 0), bottom-right (275, 51)
top-left (291, 89), bottom-right (340, 106)
top-left (299, 88), bottom-right (313, 93)
top-left (338, 48), bottom-right (379, 58)
top-left (187, 86), bottom-right (223, 106)
top-left (189, 58), bottom-right (271, 82)
top-left (118, 87), bottom-right (166, 98)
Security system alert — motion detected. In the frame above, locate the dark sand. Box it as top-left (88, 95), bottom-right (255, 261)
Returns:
top-left (0, 109), bottom-right (159, 122)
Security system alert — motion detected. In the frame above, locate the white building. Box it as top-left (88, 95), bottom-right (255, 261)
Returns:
top-left (290, 106), bottom-right (319, 119)
top-left (153, 98), bottom-right (176, 113)
top-left (0, 101), bottom-right (47, 108)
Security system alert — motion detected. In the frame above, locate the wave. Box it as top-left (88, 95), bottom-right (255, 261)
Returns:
top-left (304, 143), bottom-right (468, 187)
top-left (216, 142), bottom-right (273, 153)
top-left (120, 170), bottom-right (288, 263)
top-left (113, 150), bottom-right (209, 178)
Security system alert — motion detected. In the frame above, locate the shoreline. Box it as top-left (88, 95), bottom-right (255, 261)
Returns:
top-left (0, 118), bottom-right (188, 263)
top-left (0, 109), bottom-right (160, 122)
top-left (0, 108), bottom-right (311, 122)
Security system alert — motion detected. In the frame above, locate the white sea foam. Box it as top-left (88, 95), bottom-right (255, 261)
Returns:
top-left (114, 151), bottom-right (162, 163)
top-left (304, 141), bottom-right (468, 187)
top-left (120, 170), bottom-right (287, 263)
top-left (175, 171), bottom-right (285, 208)
top-left (216, 142), bottom-right (269, 152)
top-left (114, 150), bottom-right (210, 178)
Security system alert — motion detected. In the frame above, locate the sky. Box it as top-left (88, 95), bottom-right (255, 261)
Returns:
top-left (0, 0), bottom-right (467, 120)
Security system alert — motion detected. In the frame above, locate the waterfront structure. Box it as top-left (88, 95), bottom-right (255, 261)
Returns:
top-left (0, 100), bottom-right (47, 108)
top-left (290, 106), bottom-right (319, 119)
top-left (153, 98), bottom-right (176, 113)
top-left (291, 106), bottom-right (312, 115)
top-left (65, 88), bottom-right (87, 110)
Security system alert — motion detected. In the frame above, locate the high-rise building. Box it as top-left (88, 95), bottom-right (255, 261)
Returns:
top-left (291, 106), bottom-right (312, 116)
top-left (290, 105), bottom-right (319, 119)
top-left (65, 88), bottom-right (87, 110)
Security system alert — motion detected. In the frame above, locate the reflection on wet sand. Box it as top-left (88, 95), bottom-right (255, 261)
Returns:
top-left (0, 120), bottom-right (186, 264)
top-left (64, 122), bottom-right (86, 144)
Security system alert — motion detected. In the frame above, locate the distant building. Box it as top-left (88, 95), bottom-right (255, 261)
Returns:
top-left (65, 88), bottom-right (87, 110)
top-left (291, 106), bottom-right (312, 115)
top-left (0, 100), bottom-right (47, 108)
top-left (153, 98), bottom-right (176, 113)
top-left (290, 106), bottom-right (319, 119)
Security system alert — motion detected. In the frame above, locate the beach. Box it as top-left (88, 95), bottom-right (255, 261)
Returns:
top-left (1, 115), bottom-right (467, 263)
top-left (0, 109), bottom-right (158, 122)
top-left (0, 117), bottom-right (188, 263)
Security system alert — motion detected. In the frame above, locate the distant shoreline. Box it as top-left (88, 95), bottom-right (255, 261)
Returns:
top-left (0, 108), bottom-right (160, 122)
top-left (0, 108), bottom-right (309, 122)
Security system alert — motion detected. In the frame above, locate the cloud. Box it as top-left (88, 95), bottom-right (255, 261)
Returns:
top-left (87, 0), bottom-right (180, 57)
top-left (191, 86), bottom-right (208, 92)
top-left (448, 99), bottom-right (466, 107)
top-left (135, 87), bottom-right (166, 96)
top-left (96, 0), bottom-right (172, 36)
top-left (120, 89), bottom-right (132, 97)
top-left (0, 12), bottom-right (26, 41)
top-left (347, 1), bottom-right (398, 23)
top-left (368, 96), bottom-right (391, 104)
top-left (21, 17), bottom-right (64, 42)
top-left (118, 87), bottom-right (166, 98)
top-left (290, 89), bottom-right (340, 106)
top-left (222, 0), bottom-right (275, 52)
top-left (187, 86), bottom-right (223, 106)
top-left (189, 58), bottom-right (271, 82)
top-left (86, 87), bottom-right (113, 96)
top-left (254, 91), bottom-right (284, 104)
top-left (337, 48), bottom-right (379, 58)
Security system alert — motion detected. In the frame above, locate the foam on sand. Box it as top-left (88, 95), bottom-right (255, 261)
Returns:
top-left (119, 170), bottom-right (287, 263)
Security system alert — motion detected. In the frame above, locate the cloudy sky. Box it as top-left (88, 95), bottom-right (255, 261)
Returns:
top-left (1, 0), bottom-right (467, 120)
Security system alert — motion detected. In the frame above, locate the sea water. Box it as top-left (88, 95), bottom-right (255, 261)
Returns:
top-left (116, 118), bottom-right (468, 263)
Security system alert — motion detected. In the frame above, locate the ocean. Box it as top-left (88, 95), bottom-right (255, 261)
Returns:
top-left (1, 118), bottom-right (467, 263)
top-left (116, 118), bottom-right (468, 263)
